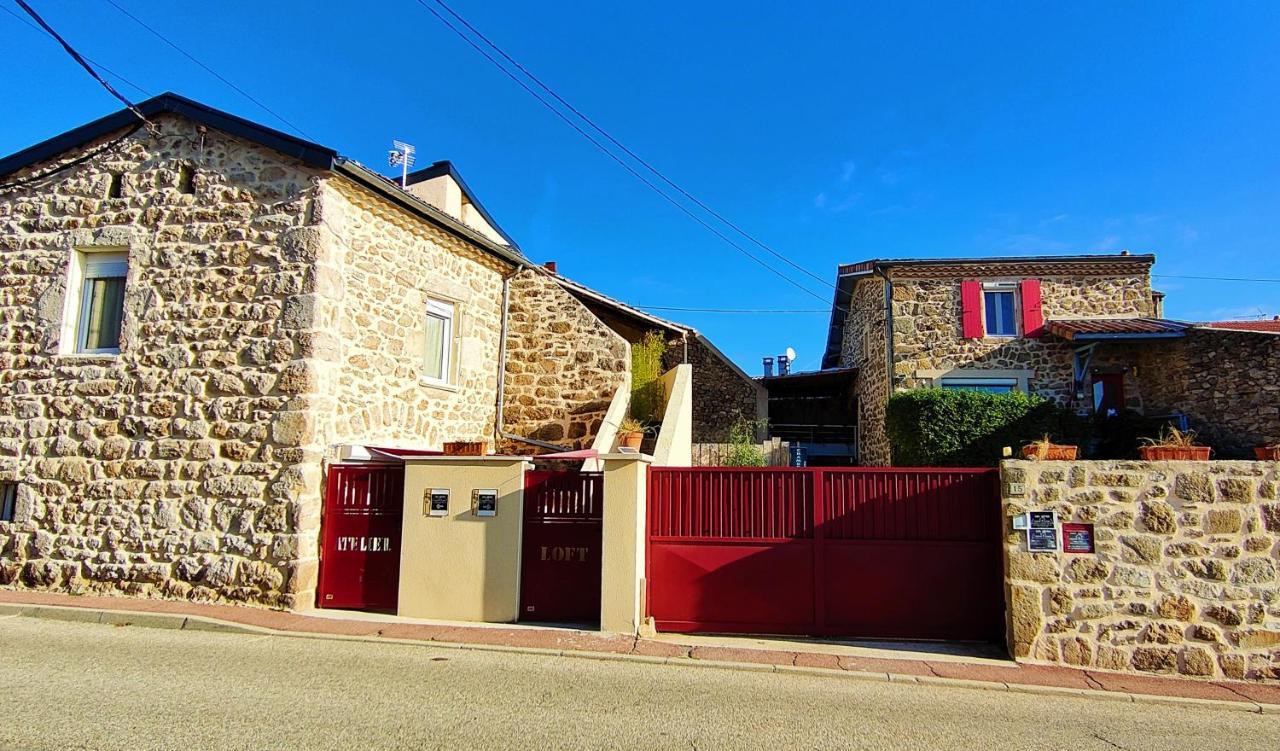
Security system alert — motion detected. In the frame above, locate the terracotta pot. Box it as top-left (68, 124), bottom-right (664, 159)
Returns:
top-left (1139, 445), bottom-right (1211, 461)
top-left (1255, 446), bottom-right (1280, 461)
top-left (443, 441), bottom-right (487, 456)
top-left (1020, 443), bottom-right (1078, 460)
top-left (618, 432), bottom-right (644, 450)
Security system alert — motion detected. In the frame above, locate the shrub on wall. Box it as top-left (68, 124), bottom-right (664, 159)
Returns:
top-left (629, 330), bottom-right (667, 424)
top-left (722, 416), bottom-right (768, 467)
top-left (886, 388), bottom-right (1081, 466)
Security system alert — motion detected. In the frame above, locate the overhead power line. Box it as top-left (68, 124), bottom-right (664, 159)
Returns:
top-left (634, 305), bottom-right (829, 314)
top-left (1, 4), bottom-right (150, 97)
top-left (101, 0), bottom-right (314, 141)
top-left (423, 0), bottom-right (836, 292)
top-left (1154, 273), bottom-right (1280, 284)
top-left (14, 0), bottom-right (149, 124)
top-left (411, 0), bottom-right (840, 306)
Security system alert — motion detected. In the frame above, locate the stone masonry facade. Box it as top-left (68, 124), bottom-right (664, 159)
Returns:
top-left (1002, 459), bottom-right (1280, 681)
top-left (839, 259), bottom-right (1156, 465)
top-left (503, 270), bottom-right (629, 450)
top-left (1134, 329), bottom-right (1280, 457)
top-left (0, 111), bottom-right (640, 610)
top-left (0, 116), bottom-right (326, 608)
top-left (664, 336), bottom-right (762, 444)
top-left (837, 275), bottom-right (891, 465)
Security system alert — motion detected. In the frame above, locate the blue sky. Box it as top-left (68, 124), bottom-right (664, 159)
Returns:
top-left (3, 1), bottom-right (1278, 372)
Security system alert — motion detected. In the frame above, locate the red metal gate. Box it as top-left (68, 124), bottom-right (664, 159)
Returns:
top-left (520, 470), bottom-right (604, 623)
top-left (646, 467), bottom-right (1002, 641)
top-left (317, 464), bottom-right (404, 611)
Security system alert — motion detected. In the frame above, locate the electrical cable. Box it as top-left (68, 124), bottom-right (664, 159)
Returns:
top-left (1, 3), bottom-right (150, 97)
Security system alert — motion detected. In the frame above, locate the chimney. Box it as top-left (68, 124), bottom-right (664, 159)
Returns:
top-left (544, 261), bottom-right (558, 274)
top-left (777, 354), bottom-right (791, 376)
top-left (762, 357), bottom-right (774, 377)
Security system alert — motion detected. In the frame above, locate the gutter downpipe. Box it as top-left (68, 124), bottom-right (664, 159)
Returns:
top-left (492, 266), bottom-right (573, 453)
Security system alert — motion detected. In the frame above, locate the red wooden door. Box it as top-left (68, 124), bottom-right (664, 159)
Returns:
top-left (317, 464), bottom-right (404, 611)
top-left (519, 470), bottom-right (604, 623)
top-left (646, 467), bottom-right (1002, 641)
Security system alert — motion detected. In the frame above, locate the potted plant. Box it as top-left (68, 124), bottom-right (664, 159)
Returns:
top-left (1138, 426), bottom-right (1211, 461)
top-left (443, 441), bottom-right (488, 456)
top-left (616, 417), bottom-right (648, 451)
top-left (1020, 434), bottom-right (1078, 461)
top-left (1255, 441), bottom-right (1280, 461)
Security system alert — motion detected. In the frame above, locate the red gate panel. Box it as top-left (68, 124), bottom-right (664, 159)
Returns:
top-left (646, 466), bottom-right (1002, 641)
top-left (317, 464), bottom-right (404, 611)
top-left (519, 470), bottom-right (603, 623)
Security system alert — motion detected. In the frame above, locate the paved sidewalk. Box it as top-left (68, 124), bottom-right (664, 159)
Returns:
top-left (2, 589), bottom-right (1276, 711)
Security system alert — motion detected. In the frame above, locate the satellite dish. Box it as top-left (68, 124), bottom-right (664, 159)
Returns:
top-left (784, 347), bottom-right (797, 362)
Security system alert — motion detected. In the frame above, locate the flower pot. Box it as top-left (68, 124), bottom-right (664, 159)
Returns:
top-left (618, 432), bottom-right (644, 450)
top-left (1139, 445), bottom-right (1211, 461)
top-left (443, 441), bottom-right (487, 456)
top-left (1020, 443), bottom-right (1078, 460)
top-left (1255, 446), bottom-right (1280, 461)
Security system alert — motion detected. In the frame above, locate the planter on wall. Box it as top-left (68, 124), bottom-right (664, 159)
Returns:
top-left (1255, 446), bottom-right (1280, 461)
top-left (1139, 446), bottom-right (1211, 461)
top-left (618, 432), bottom-right (644, 450)
top-left (443, 441), bottom-right (488, 456)
top-left (1020, 443), bottom-right (1079, 460)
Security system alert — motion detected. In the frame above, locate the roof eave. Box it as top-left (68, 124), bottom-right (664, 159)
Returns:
top-left (333, 159), bottom-right (528, 268)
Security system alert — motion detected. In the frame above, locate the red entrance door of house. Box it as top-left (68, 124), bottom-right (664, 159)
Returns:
top-left (317, 464), bottom-right (404, 611)
top-left (646, 467), bottom-right (1003, 641)
top-left (519, 470), bottom-right (604, 623)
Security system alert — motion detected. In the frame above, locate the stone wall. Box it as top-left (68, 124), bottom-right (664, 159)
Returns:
top-left (0, 115), bottom-right (322, 608)
top-left (890, 268), bottom-right (1153, 404)
top-left (836, 275), bottom-right (891, 465)
top-left (311, 178), bottom-right (507, 450)
top-left (665, 336), bottom-right (762, 443)
top-left (1135, 330), bottom-right (1280, 457)
top-left (1002, 459), bottom-right (1280, 681)
top-left (503, 270), bottom-right (629, 450)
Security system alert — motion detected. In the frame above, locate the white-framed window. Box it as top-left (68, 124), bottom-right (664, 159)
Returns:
top-left (423, 298), bottom-right (456, 383)
top-left (983, 283), bottom-right (1018, 337)
top-left (63, 249), bottom-right (128, 355)
top-left (940, 377), bottom-right (1019, 394)
top-left (0, 483), bottom-right (16, 523)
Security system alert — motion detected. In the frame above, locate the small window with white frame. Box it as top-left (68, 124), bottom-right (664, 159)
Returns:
top-left (423, 298), bottom-right (456, 383)
top-left (64, 249), bottom-right (128, 354)
top-left (940, 376), bottom-right (1019, 394)
top-left (983, 283), bottom-right (1018, 337)
top-left (0, 483), bottom-right (16, 523)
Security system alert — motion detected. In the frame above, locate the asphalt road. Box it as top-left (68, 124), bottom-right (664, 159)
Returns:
top-left (0, 616), bottom-right (1275, 751)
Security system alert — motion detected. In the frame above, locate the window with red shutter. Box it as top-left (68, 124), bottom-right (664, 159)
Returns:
top-left (1020, 279), bottom-right (1044, 338)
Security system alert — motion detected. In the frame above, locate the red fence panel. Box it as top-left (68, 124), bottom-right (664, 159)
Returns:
top-left (520, 470), bottom-right (604, 623)
top-left (646, 466), bottom-right (1003, 641)
top-left (317, 464), bottom-right (404, 612)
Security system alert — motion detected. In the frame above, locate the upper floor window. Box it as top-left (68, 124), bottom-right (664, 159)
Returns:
top-left (983, 286), bottom-right (1017, 337)
top-left (423, 298), bottom-right (455, 383)
top-left (65, 249), bottom-right (128, 354)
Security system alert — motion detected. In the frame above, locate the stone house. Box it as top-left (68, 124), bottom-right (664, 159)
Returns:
top-left (0, 93), bottom-right (751, 609)
top-left (819, 254), bottom-right (1280, 465)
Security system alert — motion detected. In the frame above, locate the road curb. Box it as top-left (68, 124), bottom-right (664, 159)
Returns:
top-left (2, 602), bottom-right (1268, 714)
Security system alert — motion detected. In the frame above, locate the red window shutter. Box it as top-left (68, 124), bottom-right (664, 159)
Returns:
top-left (1020, 279), bottom-right (1044, 338)
top-left (960, 280), bottom-right (983, 338)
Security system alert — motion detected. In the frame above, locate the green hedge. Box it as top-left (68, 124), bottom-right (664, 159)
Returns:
top-left (885, 388), bottom-right (1082, 466)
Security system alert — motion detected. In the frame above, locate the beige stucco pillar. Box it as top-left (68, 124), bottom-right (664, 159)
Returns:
top-left (599, 454), bottom-right (651, 633)
top-left (397, 456), bottom-right (530, 622)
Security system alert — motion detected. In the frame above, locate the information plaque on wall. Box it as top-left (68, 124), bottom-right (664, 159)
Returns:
top-left (1062, 523), bottom-right (1095, 554)
top-left (472, 489), bottom-right (498, 517)
top-left (1027, 526), bottom-right (1059, 552)
top-left (427, 489), bottom-right (449, 517)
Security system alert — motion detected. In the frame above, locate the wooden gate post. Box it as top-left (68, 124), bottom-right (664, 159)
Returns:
top-left (599, 453), bottom-right (652, 633)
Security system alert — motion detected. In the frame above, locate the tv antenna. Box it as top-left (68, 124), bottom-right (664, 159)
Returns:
top-left (388, 140), bottom-right (415, 187)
